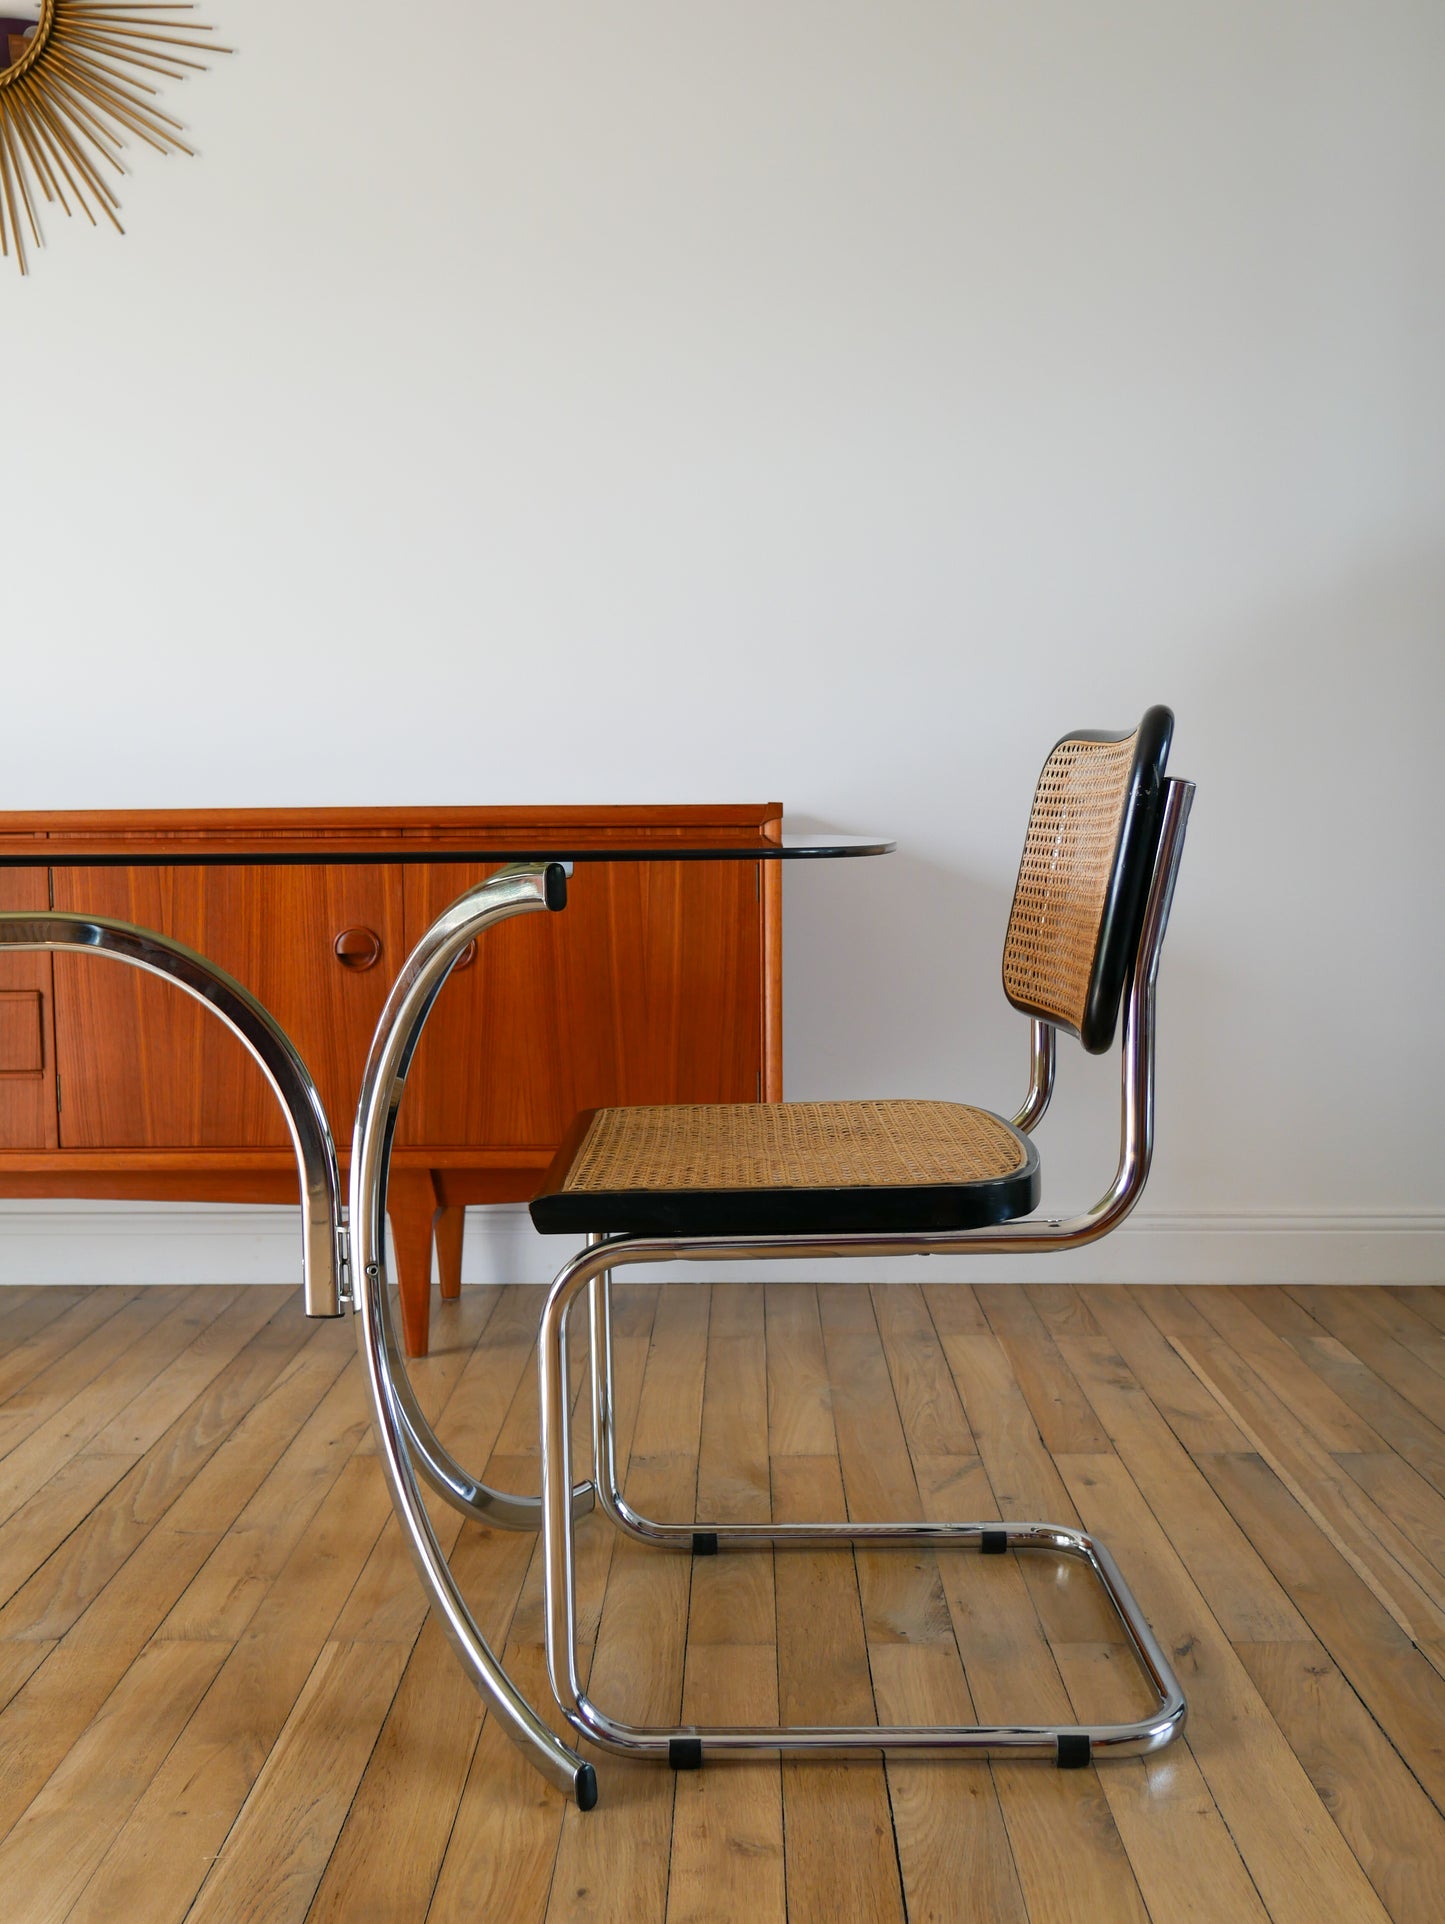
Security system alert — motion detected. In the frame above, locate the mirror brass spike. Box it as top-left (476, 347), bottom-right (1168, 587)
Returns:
top-left (0, 0), bottom-right (227, 270)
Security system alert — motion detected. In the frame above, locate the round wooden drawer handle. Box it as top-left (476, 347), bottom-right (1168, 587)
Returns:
top-left (454, 940), bottom-right (477, 971)
top-left (334, 926), bottom-right (382, 971)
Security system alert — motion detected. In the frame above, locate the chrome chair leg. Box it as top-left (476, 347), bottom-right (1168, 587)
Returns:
top-left (549, 1239), bottom-right (1184, 1774)
top-left (586, 1241), bottom-right (675, 1545)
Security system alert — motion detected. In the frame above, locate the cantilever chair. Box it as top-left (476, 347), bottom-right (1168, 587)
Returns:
top-left (527, 706), bottom-right (1194, 1785)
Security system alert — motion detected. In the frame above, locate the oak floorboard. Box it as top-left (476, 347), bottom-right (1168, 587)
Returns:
top-left (1138, 1289), bottom-right (1445, 1650)
top-left (0, 1298), bottom-right (313, 1650)
top-left (63, 1451), bottom-right (396, 1924)
top-left (823, 1288), bottom-right (1017, 1924)
top-left (668, 1282), bottom-right (784, 1924)
top-left (759, 1284), bottom-right (829, 1459)
top-left (928, 1317), bottom-right (1123, 1650)
top-left (0, 1285), bottom-right (147, 1420)
top-left (540, 1287), bottom-right (709, 1924)
top-left (1055, 1451), bottom-right (1393, 1924)
top-left (0, 1636), bottom-right (227, 1924)
top-left (1246, 1288), bottom-right (1445, 1499)
top-left (974, 1284), bottom-right (1112, 1456)
top-left (1387, 1285), bottom-right (1445, 1336)
top-left (774, 1451), bottom-right (906, 1924)
top-left (0, 1287), bottom-right (88, 1359)
top-left (183, 1638), bottom-right (411, 1924)
top-left (1286, 1287), bottom-right (1445, 1430)
top-left (0, 1325), bottom-right (356, 1841)
top-left (0, 1288), bottom-right (290, 1610)
top-left (1138, 1289), bottom-right (1374, 1464)
top-left (1196, 1450), bottom-right (1445, 1816)
top-left (1056, 1332), bottom-right (1310, 1644)
top-left (1335, 1286), bottom-right (1445, 1381)
top-left (67, 1301), bottom-right (501, 1924)
top-left (870, 1283), bottom-right (977, 1459)
top-left (0, 1286), bottom-right (225, 1530)
top-left (424, 1291), bottom-right (658, 1924)
top-left (1083, 1285), bottom-right (1252, 1455)
top-left (1237, 1638), bottom-right (1445, 1924)
top-left (1052, 1641), bottom-right (1270, 1924)
top-left (0, 1285), bottom-right (1438, 1919)
top-left (1023, 1284), bottom-right (1102, 1342)
top-left (916, 1452), bottom-right (1151, 1923)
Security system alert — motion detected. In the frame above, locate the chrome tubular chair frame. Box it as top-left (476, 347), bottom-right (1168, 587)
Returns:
top-left (539, 779), bottom-right (1193, 1775)
top-left (0, 912), bottom-right (347, 1318)
top-left (585, 1013), bottom-right (1060, 1552)
top-left (349, 862), bottom-right (599, 1809)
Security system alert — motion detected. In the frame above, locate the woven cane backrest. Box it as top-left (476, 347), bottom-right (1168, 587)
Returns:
top-left (1002, 709), bottom-right (1172, 1053)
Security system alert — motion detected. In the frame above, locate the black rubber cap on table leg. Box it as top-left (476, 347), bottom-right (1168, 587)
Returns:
top-left (979, 1529), bottom-right (1008, 1555)
top-left (545, 864), bottom-right (569, 912)
top-left (1056, 1733), bottom-right (1092, 1769)
top-left (575, 1763), bottom-right (599, 1810)
top-left (692, 1531), bottom-right (719, 1556)
top-left (669, 1738), bottom-right (703, 1771)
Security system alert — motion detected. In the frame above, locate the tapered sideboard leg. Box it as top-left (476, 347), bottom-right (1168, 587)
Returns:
top-left (387, 1169), bottom-right (440, 1357)
top-left (434, 1203), bottom-right (465, 1302)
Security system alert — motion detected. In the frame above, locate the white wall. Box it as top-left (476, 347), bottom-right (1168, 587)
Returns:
top-left (3, 2), bottom-right (1442, 1284)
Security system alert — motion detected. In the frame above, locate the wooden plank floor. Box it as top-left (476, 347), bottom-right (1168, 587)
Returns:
top-left (2, 1282), bottom-right (1445, 1922)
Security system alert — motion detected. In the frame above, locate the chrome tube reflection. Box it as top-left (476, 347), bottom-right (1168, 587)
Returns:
top-left (0, 912), bottom-right (345, 1317)
top-left (349, 863), bottom-right (597, 1805)
top-left (1010, 1018), bottom-right (1057, 1132)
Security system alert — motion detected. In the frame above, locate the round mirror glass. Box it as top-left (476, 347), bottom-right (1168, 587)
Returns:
top-left (0, 9), bottom-right (42, 76)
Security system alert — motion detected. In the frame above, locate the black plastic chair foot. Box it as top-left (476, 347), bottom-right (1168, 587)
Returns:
top-left (575, 1762), bottom-right (599, 1810)
top-left (692, 1531), bottom-right (719, 1556)
top-left (1056, 1733), bottom-right (1092, 1769)
top-left (669, 1737), bottom-right (704, 1771)
top-left (979, 1529), bottom-right (1008, 1555)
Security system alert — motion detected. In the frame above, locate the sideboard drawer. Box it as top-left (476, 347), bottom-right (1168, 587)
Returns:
top-left (0, 869), bottom-right (57, 1150)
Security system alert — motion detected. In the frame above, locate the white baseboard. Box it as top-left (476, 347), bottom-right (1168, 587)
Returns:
top-left (0, 1202), bottom-right (1440, 1288)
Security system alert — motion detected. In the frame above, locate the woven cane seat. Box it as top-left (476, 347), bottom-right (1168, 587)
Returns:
top-left (529, 1099), bottom-right (1040, 1237)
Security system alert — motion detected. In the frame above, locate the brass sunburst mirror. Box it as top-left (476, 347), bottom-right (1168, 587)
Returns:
top-left (0, 0), bottom-right (225, 273)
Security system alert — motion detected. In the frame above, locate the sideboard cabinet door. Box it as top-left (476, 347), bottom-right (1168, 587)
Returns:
top-left (396, 860), bottom-right (766, 1148)
top-left (0, 868), bottom-right (59, 1150)
top-left (50, 865), bottom-right (405, 1148)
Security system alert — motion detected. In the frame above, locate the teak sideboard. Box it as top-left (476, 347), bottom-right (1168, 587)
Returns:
top-left (0, 805), bottom-right (783, 1355)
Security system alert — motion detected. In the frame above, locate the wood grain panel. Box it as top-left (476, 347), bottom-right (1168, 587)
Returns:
top-left (2, 1283), bottom-right (1443, 1918)
top-left (49, 865), bottom-right (406, 1149)
top-left (0, 866), bottom-right (57, 1150)
top-left (396, 859), bottom-right (765, 1151)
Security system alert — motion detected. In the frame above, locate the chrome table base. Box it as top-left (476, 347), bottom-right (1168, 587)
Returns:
top-left (1, 786), bottom-right (1192, 1808)
top-left (0, 875), bottom-right (602, 1810)
top-left (348, 863), bottom-right (598, 1807)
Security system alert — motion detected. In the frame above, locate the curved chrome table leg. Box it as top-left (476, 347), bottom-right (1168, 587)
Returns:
top-left (0, 913), bottom-right (347, 1317)
top-left (351, 862), bottom-right (596, 1807)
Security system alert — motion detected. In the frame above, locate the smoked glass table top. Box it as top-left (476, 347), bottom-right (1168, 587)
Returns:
top-left (0, 831), bottom-right (894, 868)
